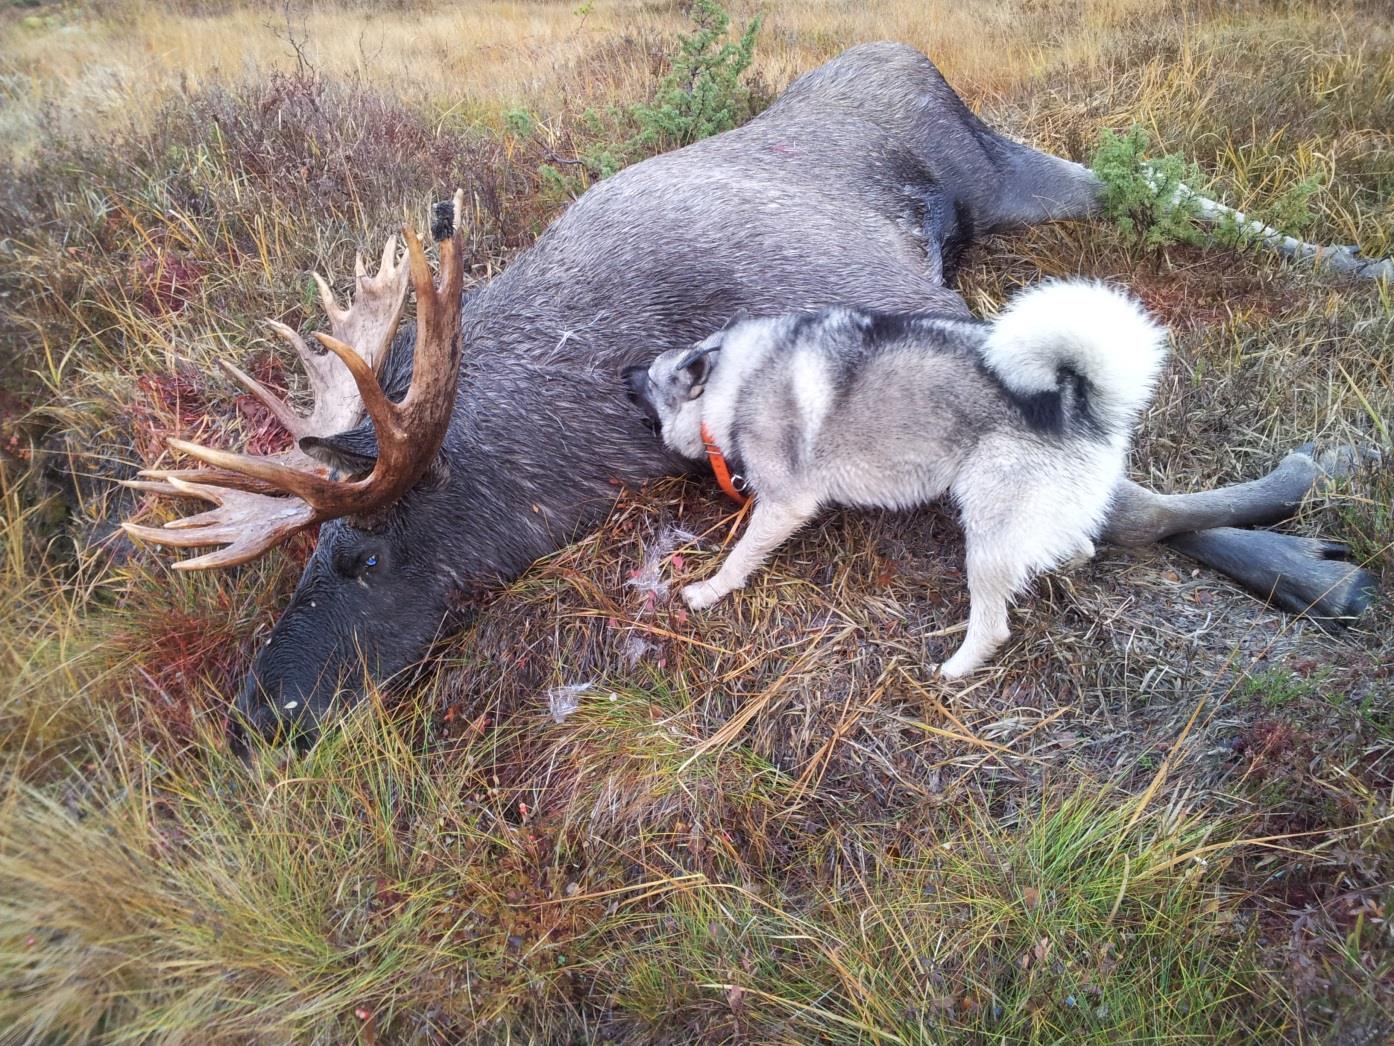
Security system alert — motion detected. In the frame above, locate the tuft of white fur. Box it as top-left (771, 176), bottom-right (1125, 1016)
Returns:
top-left (981, 280), bottom-right (1169, 436)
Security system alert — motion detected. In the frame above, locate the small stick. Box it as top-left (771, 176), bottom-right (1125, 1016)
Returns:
top-left (1147, 164), bottom-right (1394, 280)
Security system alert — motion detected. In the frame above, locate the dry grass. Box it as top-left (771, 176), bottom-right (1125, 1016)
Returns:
top-left (0, 0), bottom-right (1187, 145)
top-left (2, 0), bottom-right (1393, 1042)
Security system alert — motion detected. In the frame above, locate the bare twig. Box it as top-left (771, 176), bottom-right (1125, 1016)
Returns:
top-left (267, 0), bottom-right (316, 78)
top-left (1147, 164), bottom-right (1394, 281)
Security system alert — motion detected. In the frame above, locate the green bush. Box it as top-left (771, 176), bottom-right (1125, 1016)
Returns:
top-left (1090, 124), bottom-right (1206, 248)
top-left (539, 0), bottom-right (763, 194)
top-left (622, 0), bottom-right (762, 158)
top-left (1092, 124), bottom-right (1327, 253)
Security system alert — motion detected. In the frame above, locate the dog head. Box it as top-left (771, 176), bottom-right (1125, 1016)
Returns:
top-left (624, 332), bottom-right (723, 457)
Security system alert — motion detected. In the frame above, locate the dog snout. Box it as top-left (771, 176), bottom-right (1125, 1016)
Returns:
top-left (623, 366), bottom-right (664, 434)
top-left (622, 364), bottom-right (649, 405)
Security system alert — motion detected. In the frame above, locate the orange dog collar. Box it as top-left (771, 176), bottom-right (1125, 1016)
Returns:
top-left (700, 422), bottom-right (748, 505)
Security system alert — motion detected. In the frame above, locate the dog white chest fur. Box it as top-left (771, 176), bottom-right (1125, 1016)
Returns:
top-left (637, 281), bottom-right (1168, 677)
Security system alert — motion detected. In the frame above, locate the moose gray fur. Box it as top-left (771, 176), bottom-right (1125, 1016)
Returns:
top-left (124, 43), bottom-right (1378, 740)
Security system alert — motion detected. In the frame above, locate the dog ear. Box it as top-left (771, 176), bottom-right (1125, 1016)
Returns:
top-left (720, 308), bottom-right (752, 330)
top-left (674, 342), bottom-right (720, 399)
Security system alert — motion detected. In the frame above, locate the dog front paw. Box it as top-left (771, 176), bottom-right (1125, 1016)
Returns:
top-left (681, 580), bottom-right (727, 611)
top-left (938, 652), bottom-right (981, 680)
top-left (1063, 539), bottom-right (1097, 570)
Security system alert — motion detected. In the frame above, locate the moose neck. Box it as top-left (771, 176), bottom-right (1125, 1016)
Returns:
top-left (429, 328), bottom-right (682, 593)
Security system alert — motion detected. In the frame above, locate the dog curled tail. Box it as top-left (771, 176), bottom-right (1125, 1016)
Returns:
top-left (980, 280), bottom-right (1170, 438)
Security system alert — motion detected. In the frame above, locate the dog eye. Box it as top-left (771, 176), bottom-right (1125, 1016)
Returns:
top-left (365, 554), bottom-right (378, 569)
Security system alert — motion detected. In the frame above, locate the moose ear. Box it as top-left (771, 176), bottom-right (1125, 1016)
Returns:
top-left (674, 341), bottom-right (721, 400)
top-left (300, 428), bottom-right (379, 478)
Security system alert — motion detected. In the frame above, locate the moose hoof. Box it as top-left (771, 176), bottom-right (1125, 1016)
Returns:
top-left (1288, 441), bottom-right (1383, 485)
top-left (1165, 527), bottom-right (1379, 626)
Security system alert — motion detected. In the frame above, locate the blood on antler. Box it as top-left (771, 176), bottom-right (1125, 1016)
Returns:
top-left (122, 191), bottom-right (466, 570)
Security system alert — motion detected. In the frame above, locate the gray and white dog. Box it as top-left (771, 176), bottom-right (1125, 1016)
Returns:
top-left (626, 281), bottom-right (1169, 677)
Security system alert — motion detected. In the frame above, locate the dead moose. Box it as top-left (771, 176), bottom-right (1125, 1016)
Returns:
top-left (123, 43), bottom-right (1380, 741)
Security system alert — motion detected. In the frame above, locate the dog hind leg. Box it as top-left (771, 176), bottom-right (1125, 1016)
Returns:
top-left (940, 537), bottom-right (1021, 679)
top-left (943, 459), bottom-right (1107, 678)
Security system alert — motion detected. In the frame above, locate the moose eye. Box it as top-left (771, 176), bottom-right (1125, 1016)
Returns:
top-left (340, 549), bottom-right (382, 580)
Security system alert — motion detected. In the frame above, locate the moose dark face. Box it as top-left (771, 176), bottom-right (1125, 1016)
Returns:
top-left (233, 511), bottom-right (455, 743)
top-left (122, 205), bottom-right (470, 748)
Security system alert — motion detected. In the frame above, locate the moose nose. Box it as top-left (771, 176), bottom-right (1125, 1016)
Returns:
top-left (233, 682), bottom-right (282, 736)
top-left (228, 693), bottom-right (281, 757)
top-left (232, 669), bottom-right (315, 749)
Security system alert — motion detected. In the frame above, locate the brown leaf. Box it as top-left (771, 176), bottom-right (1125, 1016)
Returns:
top-left (354, 1006), bottom-right (378, 1046)
top-left (726, 984), bottom-right (745, 1015)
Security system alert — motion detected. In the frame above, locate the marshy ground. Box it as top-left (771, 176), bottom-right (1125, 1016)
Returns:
top-left (2, 1), bottom-right (1392, 1041)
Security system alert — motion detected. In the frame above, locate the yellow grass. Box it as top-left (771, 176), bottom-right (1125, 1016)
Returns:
top-left (0, 0), bottom-right (1278, 147)
top-left (2, 1), bottom-right (1392, 1041)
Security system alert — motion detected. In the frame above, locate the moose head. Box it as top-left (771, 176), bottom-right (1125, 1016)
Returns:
top-left (123, 195), bottom-right (467, 740)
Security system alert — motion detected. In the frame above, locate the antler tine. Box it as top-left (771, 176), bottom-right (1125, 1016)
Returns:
top-left (382, 221), bottom-right (462, 461)
top-left (314, 233), bottom-right (409, 367)
top-left (251, 321), bottom-right (409, 453)
top-left (122, 478), bottom-right (186, 497)
top-left (312, 271), bottom-right (350, 328)
top-left (219, 359), bottom-right (305, 439)
top-left (121, 477), bottom-right (317, 571)
top-left (261, 235), bottom-right (408, 439)
top-left (165, 438), bottom-right (346, 505)
top-left (216, 359), bottom-right (356, 474)
top-left (311, 331), bottom-right (399, 430)
top-left (137, 449), bottom-right (325, 496)
top-left (123, 192), bottom-right (468, 570)
top-left (262, 318), bottom-right (358, 439)
top-left (264, 319), bottom-right (319, 369)
top-left (286, 233), bottom-right (412, 437)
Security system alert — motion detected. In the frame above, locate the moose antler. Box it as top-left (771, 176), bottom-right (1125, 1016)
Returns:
top-left (122, 192), bottom-right (466, 570)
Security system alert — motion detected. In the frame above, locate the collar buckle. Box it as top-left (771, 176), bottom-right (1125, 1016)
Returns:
top-left (699, 422), bottom-right (750, 506)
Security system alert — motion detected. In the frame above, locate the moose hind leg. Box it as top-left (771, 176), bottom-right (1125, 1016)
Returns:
top-left (1101, 444), bottom-right (1379, 622)
top-left (1099, 448), bottom-right (1329, 547)
top-left (981, 139), bottom-right (1105, 227)
top-left (1166, 528), bottom-right (1379, 624)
